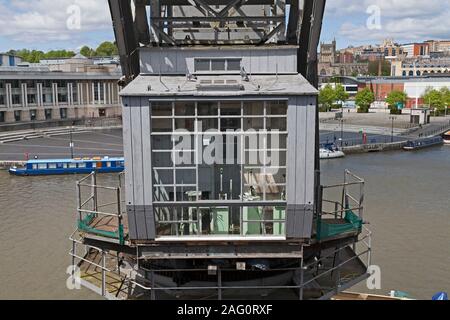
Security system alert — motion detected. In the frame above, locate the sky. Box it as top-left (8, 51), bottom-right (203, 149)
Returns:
top-left (0, 0), bottom-right (449, 53)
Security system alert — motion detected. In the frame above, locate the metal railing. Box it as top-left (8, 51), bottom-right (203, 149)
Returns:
top-left (317, 170), bottom-right (365, 240)
top-left (69, 224), bottom-right (371, 300)
top-left (76, 171), bottom-right (125, 245)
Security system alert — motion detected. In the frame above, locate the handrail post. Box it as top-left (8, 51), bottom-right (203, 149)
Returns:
top-left (299, 246), bottom-right (304, 300)
top-left (71, 240), bottom-right (76, 277)
top-left (101, 250), bottom-right (106, 297)
top-left (93, 172), bottom-right (98, 213)
top-left (76, 181), bottom-right (82, 222)
top-left (218, 268), bottom-right (222, 300)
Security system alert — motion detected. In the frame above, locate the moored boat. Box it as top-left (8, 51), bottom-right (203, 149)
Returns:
top-left (320, 144), bottom-right (345, 159)
top-left (403, 136), bottom-right (443, 151)
top-left (9, 157), bottom-right (124, 176)
top-left (443, 131), bottom-right (450, 145)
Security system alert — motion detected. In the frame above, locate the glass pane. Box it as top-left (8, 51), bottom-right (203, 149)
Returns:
top-left (175, 118), bottom-right (195, 131)
top-left (152, 102), bottom-right (172, 116)
top-left (198, 102), bottom-right (218, 116)
top-left (227, 59), bottom-right (241, 71)
top-left (243, 207), bottom-right (263, 235)
top-left (176, 169), bottom-right (196, 185)
top-left (175, 102), bottom-right (195, 116)
top-left (211, 59), bottom-right (226, 71)
top-left (152, 152), bottom-right (173, 167)
top-left (267, 101), bottom-right (287, 116)
top-left (176, 186), bottom-right (197, 202)
top-left (244, 101), bottom-right (264, 116)
top-left (152, 135), bottom-right (173, 150)
top-left (153, 186), bottom-right (174, 202)
top-left (173, 150), bottom-right (195, 167)
top-left (220, 101), bottom-right (241, 116)
top-left (153, 168), bottom-right (173, 185)
top-left (244, 117), bottom-right (264, 130)
top-left (266, 117), bottom-right (287, 131)
top-left (267, 134), bottom-right (287, 149)
top-left (151, 118), bottom-right (172, 132)
top-left (195, 59), bottom-right (210, 72)
top-left (197, 118), bottom-right (218, 130)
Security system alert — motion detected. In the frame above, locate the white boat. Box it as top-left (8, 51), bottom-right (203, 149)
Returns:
top-left (320, 148), bottom-right (345, 159)
top-left (443, 131), bottom-right (450, 145)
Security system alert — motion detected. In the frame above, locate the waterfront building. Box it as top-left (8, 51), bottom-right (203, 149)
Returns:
top-left (0, 67), bottom-right (122, 124)
top-left (391, 58), bottom-right (450, 77)
top-left (0, 53), bottom-right (22, 67)
top-left (319, 40), bottom-right (369, 77)
top-left (401, 43), bottom-right (430, 57)
top-left (330, 75), bottom-right (450, 109)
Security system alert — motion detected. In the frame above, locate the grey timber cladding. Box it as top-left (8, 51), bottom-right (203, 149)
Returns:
top-left (122, 96), bottom-right (155, 240)
top-left (286, 95), bottom-right (317, 239)
top-left (139, 47), bottom-right (298, 75)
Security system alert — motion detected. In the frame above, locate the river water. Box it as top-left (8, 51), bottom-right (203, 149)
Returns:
top-left (0, 145), bottom-right (449, 299)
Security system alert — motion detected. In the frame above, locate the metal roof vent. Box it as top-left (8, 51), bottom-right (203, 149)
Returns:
top-left (196, 79), bottom-right (244, 91)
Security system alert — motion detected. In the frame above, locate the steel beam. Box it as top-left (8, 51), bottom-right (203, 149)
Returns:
top-left (108, 0), bottom-right (140, 85)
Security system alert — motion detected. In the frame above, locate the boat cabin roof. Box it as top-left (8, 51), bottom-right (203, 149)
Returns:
top-left (27, 157), bottom-right (124, 164)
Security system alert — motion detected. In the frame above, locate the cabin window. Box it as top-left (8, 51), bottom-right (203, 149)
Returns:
top-left (62, 163), bottom-right (68, 168)
top-left (195, 58), bottom-right (242, 73)
top-left (106, 162), bottom-right (112, 168)
top-left (78, 163), bottom-right (86, 168)
top-left (48, 163), bottom-right (57, 169)
top-left (92, 163), bottom-right (97, 168)
top-left (69, 163), bottom-right (77, 168)
top-left (150, 100), bottom-right (288, 238)
top-left (38, 164), bottom-right (47, 170)
top-left (32, 164), bottom-right (38, 170)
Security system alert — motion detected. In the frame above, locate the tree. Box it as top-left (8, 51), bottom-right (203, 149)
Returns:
top-left (422, 88), bottom-right (445, 114)
top-left (440, 87), bottom-right (450, 113)
top-left (334, 84), bottom-right (350, 108)
top-left (95, 41), bottom-right (119, 57)
top-left (355, 88), bottom-right (375, 113)
top-left (319, 84), bottom-right (336, 112)
top-left (12, 48), bottom-right (75, 62)
top-left (80, 46), bottom-right (95, 58)
top-left (386, 91), bottom-right (408, 114)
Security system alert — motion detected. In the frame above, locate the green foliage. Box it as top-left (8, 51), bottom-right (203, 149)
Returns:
top-left (334, 84), bottom-right (350, 106)
top-left (422, 88), bottom-right (446, 113)
top-left (95, 41), bottom-right (119, 57)
top-left (319, 84), bottom-right (336, 112)
top-left (80, 46), bottom-right (95, 58)
top-left (10, 41), bottom-right (118, 63)
top-left (440, 87), bottom-right (450, 109)
top-left (8, 49), bottom-right (75, 63)
top-left (386, 91), bottom-right (408, 115)
top-left (355, 88), bottom-right (375, 113)
top-left (318, 83), bottom-right (351, 112)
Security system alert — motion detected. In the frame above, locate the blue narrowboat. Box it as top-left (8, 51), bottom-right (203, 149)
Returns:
top-left (403, 136), bottom-right (443, 151)
top-left (9, 157), bottom-right (125, 176)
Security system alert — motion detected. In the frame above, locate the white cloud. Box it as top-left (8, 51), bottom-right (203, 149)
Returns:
top-left (0, 0), bottom-right (111, 45)
top-left (326, 0), bottom-right (450, 43)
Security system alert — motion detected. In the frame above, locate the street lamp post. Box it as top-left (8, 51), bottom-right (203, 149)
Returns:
top-left (389, 116), bottom-right (397, 143)
top-left (69, 128), bottom-right (74, 159)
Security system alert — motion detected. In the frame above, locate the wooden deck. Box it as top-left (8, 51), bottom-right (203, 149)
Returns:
top-left (78, 249), bottom-right (131, 300)
top-left (88, 214), bottom-right (129, 235)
